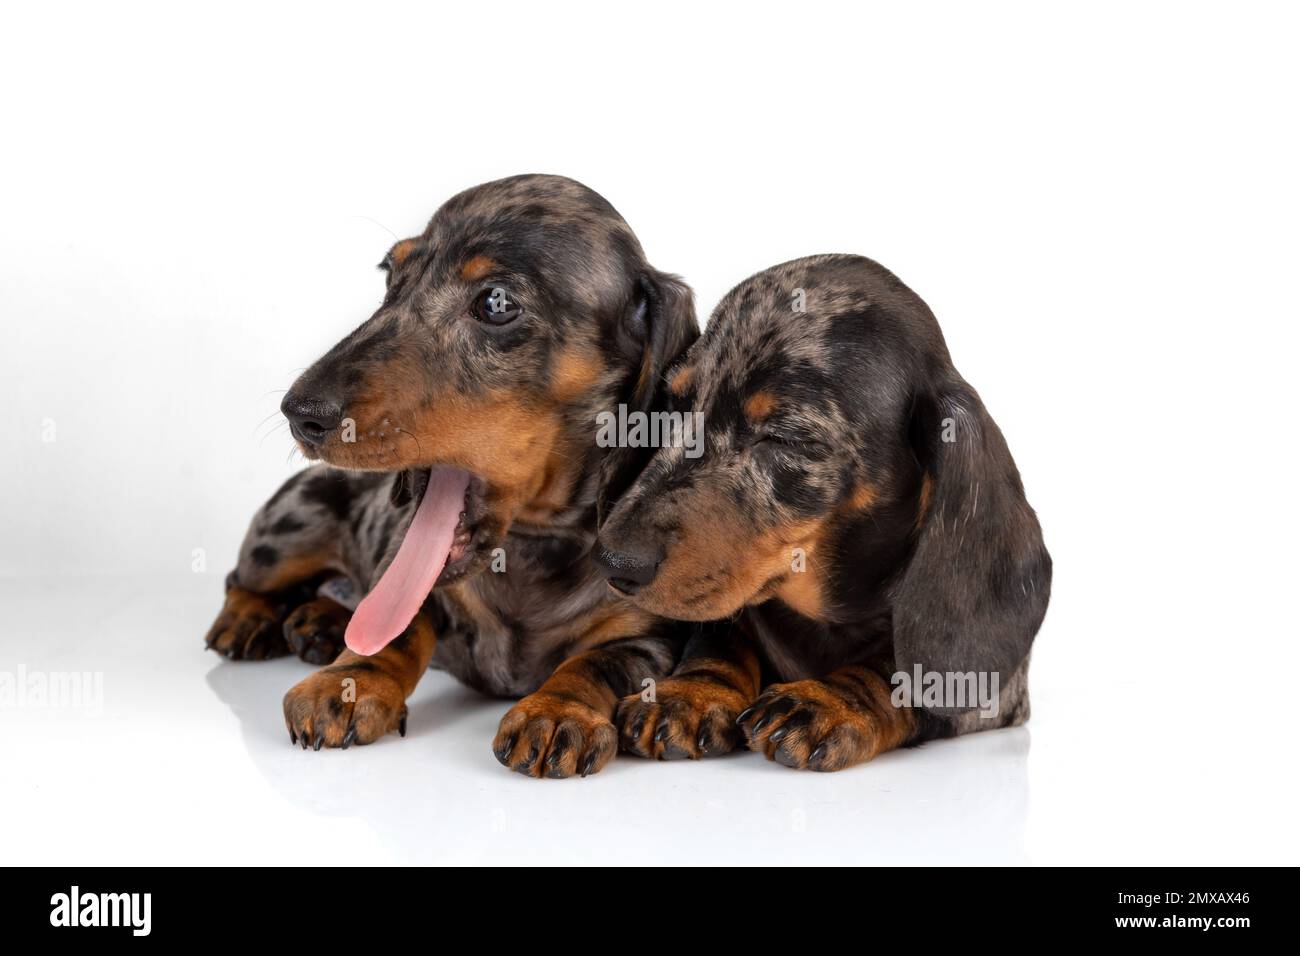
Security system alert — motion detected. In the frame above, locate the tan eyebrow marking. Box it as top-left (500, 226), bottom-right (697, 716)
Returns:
top-left (668, 366), bottom-right (695, 395)
top-left (390, 239), bottom-right (419, 266)
top-left (744, 392), bottom-right (778, 422)
top-left (460, 255), bottom-right (496, 282)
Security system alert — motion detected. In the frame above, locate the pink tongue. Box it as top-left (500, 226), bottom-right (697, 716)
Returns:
top-left (344, 467), bottom-right (470, 656)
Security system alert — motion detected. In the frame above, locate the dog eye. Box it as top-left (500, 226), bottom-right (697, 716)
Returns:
top-left (746, 432), bottom-right (784, 453)
top-left (751, 430), bottom-right (826, 455)
top-left (471, 287), bottom-right (523, 326)
top-left (751, 426), bottom-right (792, 445)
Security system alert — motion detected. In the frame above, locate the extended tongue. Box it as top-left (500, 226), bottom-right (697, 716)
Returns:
top-left (344, 467), bottom-right (470, 655)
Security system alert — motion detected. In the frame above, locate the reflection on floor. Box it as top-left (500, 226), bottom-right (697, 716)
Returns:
top-left (0, 573), bottom-right (1079, 866)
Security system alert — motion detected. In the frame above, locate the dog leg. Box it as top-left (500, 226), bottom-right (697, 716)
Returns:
top-left (282, 596), bottom-right (352, 665)
top-left (204, 467), bottom-right (370, 661)
top-left (282, 611), bottom-right (436, 749)
top-left (616, 621), bottom-right (762, 760)
top-left (204, 574), bottom-right (327, 661)
top-left (738, 660), bottom-right (917, 772)
top-left (493, 634), bottom-right (679, 778)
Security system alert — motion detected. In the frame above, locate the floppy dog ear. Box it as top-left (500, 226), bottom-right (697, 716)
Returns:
top-left (625, 270), bottom-right (698, 415)
top-left (892, 378), bottom-right (1052, 713)
top-left (596, 269), bottom-right (698, 523)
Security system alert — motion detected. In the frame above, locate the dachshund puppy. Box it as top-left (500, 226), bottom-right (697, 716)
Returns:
top-left (204, 175), bottom-right (697, 777)
top-left (596, 254), bottom-right (1051, 771)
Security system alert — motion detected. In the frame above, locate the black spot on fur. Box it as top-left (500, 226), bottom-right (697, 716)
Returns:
top-left (269, 515), bottom-right (306, 535)
top-left (302, 473), bottom-right (352, 520)
top-left (251, 545), bottom-right (279, 567)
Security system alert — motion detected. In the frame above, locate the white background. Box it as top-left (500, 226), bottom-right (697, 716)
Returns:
top-left (2, 1), bottom-right (1297, 865)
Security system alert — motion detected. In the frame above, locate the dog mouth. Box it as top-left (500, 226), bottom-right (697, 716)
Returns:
top-left (344, 465), bottom-right (491, 656)
top-left (402, 467), bottom-right (492, 584)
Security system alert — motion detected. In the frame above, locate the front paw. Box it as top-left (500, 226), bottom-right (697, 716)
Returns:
top-left (283, 664), bottom-right (407, 750)
top-left (738, 680), bottom-right (875, 772)
top-left (492, 694), bottom-right (617, 779)
top-left (283, 597), bottom-right (349, 665)
top-left (204, 588), bottom-right (289, 661)
top-left (616, 675), bottom-right (749, 760)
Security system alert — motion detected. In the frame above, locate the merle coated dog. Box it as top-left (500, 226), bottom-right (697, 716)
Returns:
top-left (595, 254), bottom-right (1051, 771)
top-left (204, 175), bottom-right (697, 777)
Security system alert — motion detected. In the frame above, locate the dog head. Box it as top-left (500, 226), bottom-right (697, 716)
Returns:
top-left (282, 174), bottom-right (695, 588)
top-left (596, 254), bottom-right (1049, 682)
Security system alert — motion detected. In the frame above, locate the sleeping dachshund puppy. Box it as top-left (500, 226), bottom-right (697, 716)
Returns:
top-left (595, 254), bottom-right (1051, 771)
top-left (204, 174), bottom-right (698, 777)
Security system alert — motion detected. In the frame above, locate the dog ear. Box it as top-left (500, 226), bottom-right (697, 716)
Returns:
top-left (892, 378), bottom-right (1052, 715)
top-left (628, 270), bottom-right (697, 415)
top-left (596, 269), bottom-right (698, 523)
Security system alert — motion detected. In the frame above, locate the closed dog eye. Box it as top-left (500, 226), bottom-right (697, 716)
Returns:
top-left (747, 429), bottom-right (830, 457)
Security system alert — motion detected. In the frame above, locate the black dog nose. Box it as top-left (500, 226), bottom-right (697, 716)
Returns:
top-left (592, 541), bottom-right (662, 595)
top-left (281, 392), bottom-right (343, 447)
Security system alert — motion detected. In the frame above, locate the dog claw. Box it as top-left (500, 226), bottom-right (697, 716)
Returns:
top-left (774, 745), bottom-right (800, 768)
top-left (494, 733), bottom-right (517, 764)
top-left (515, 745), bottom-right (539, 773)
top-left (662, 742), bottom-right (692, 760)
top-left (342, 725), bottom-right (357, 750)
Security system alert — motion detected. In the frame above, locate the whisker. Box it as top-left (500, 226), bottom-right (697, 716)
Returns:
top-left (350, 215), bottom-right (398, 242)
top-left (259, 420), bottom-right (290, 448)
top-left (251, 409), bottom-right (283, 438)
top-left (395, 425), bottom-right (425, 461)
top-left (546, 445), bottom-right (581, 465)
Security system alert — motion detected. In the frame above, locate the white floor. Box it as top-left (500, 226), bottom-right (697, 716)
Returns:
top-left (3, 573), bottom-right (1293, 866)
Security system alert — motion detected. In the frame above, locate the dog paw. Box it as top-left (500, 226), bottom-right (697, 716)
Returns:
top-left (283, 597), bottom-right (349, 665)
top-left (282, 663), bottom-right (407, 750)
top-left (492, 694), bottom-right (617, 779)
top-left (738, 680), bottom-right (875, 772)
top-left (204, 588), bottom-right (290, 661)
top-left (616, 675), bottom-right (749, 760)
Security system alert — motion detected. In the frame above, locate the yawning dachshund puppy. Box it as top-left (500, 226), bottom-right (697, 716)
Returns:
top-left (596, 254), bottom-right (1051, 771)
top-left (204, 174), bottom-right (697, 777)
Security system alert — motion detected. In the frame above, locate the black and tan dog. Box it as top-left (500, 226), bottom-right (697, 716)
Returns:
top-left (204, 174), bottom-right (697, 777)
top-left (597, 254), bottom-right (1051, 771)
